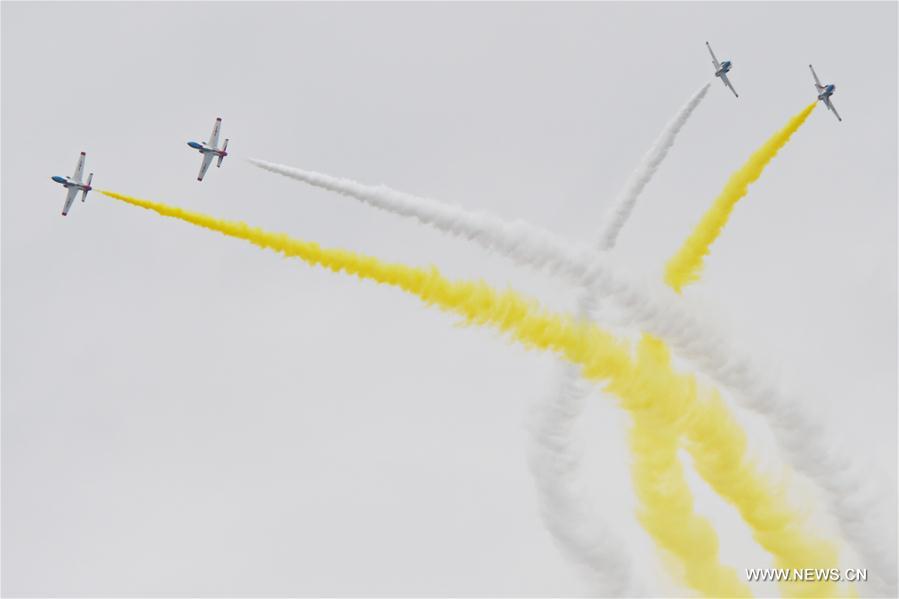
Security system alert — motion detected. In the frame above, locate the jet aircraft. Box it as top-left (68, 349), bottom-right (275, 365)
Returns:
top-left (809, 64), bottom-right (841, 122)
top-left (51, 152), bottom-right (93, 216)
top-left (706, 41), bottom-right (739, 98)
top-left (187, 117), bottom-right (229, 181)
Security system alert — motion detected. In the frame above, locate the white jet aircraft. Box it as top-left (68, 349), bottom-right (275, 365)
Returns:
top-left (706, 41), bottom-right (739, 98)
top-left (809, 64), bottom-right (841, 122)
top-left (51, 152), bottom-right (93, 216)
top-left (187, 117), bottom-right (229, 181)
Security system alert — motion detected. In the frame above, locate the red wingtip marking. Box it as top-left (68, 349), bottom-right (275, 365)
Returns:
top-left (80, 151), bottom-right (86, 155)
top-left (62, 212), bottom-right (67, 216)
top-left (197, 177), bottom-right (202, 181)
top-left (216, 117), bottom-right (222, 121)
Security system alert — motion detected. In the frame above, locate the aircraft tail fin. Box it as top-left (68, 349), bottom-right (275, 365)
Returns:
top-left (217, 139), bottom-right (228, 167)
top-left (81, 173), bottom-right (93, 202)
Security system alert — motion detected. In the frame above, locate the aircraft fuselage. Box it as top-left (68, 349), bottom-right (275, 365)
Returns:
top-left (818, 84), bottom-right (836, 101)
top-left (51, 176), bottom-right (91, 191)
top-left (187, 141), bottom-right (227, 157)
top-left (715, 60), bottom-right (732, 77)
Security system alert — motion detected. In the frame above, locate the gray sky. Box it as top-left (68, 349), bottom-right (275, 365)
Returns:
top-left (2, 2), bottom-right (896, 596)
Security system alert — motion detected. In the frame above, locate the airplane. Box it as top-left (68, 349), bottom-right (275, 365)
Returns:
top-left (706, 41), bottom-right (739, 98)
top-left (51, 152), bottom-right (93, 216)
top-left (809, 64), bottom-right (842, 122)
top-left (187, 117), bottom-right (229, 181)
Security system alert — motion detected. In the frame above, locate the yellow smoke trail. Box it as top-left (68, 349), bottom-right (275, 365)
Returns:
top-left (685, 375), bottom-right (843, 598)
top-left (97, 190), bottom-right (636, 380)
top-left (665, 102), bottom-right (817, 292)
top-left (621, 335), bottom-right (840, 597)
top-left (622, 336), bottom-right (750, 596)
top-left (625, 332), bottom-right (743, 595)
top-left (629, 102), bottom-right (837, 597)
top-left (99, 190), bottom-right (837, 596)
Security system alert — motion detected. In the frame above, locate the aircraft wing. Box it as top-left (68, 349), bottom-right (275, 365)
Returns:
top-left (720, 72), bottom-right (739, 97)
top-left (62, 187), bottom-right (78, 216)
top-left (72, 152), bottom-right (85, 183)
top-left (706, 41), bottom-right (720, 70)
top-left (824, 97), bottom-right (842, 122)
top-left (197, 152), bottom-right (214, 181)
top-left (809, 64), bottom-right (823, 90)
top-left (207, 118), bottom-right (222, 148)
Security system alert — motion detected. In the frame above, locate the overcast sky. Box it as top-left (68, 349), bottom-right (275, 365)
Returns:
top-left (2, 2), bottom-right (896, 596)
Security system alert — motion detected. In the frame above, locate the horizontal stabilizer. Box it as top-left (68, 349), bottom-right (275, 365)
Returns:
top-left (217, 139), bottom-right (228, 167)
top-left (82, 173), bottom-right (93, 202)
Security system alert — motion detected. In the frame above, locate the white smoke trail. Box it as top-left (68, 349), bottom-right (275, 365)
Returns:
top-left (249, 158), bottom-right (597, 281)
top-left (526, 358), bottom-right (638, 595)
top-left (251, 156), bottom-right (896, 594)
top-left (524, 82), bottom-right (712, 593)
top-left (597, 83), bottom-right (710, 251)
top-left (529, 82), bottom-right (711, 594)
top-left (525, 291), bottom-right (642, 596)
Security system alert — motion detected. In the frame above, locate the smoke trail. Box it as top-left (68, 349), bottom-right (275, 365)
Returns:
top-left (250, 149), bottom-right (895, 591)
top-left (635, 101), bottom-right (844, 597)
top-left (627, 336), bottom-right (751, 598)
top-left (643, 99), bottom-right (896, 593)
top-left (95, 192), bottom-right (637, 372)
top-left (584, 96), bottom-right (832, 595)
top-left (664, 102), bottom-right (817, 292)
top-left (605, 246), bottom-right (894, 595)
top-left (251, 87), bottom-right (837, 593)
top-left (604, 102), bottom-right (893, 594)
top-left (525, 303), bottom-right (639, 596)
top-left (609, 268), bottom-right (894, 595)
top-left (598, 83), bottom-right (711, 251)
top-left (259, 83), bottom-right (734, 592)
top-left (251, 102), bottom-right (894, 591)
top-left (626, 335), bottom-right (842, 598)
top-left (248, 157), bottom-right (597, 283)
top-left (529, 83), bottom-right (711, 594)
top-left (101, 190), bottom-right (854, 596)
top-left (525, 367), bottom-right (639, 595)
